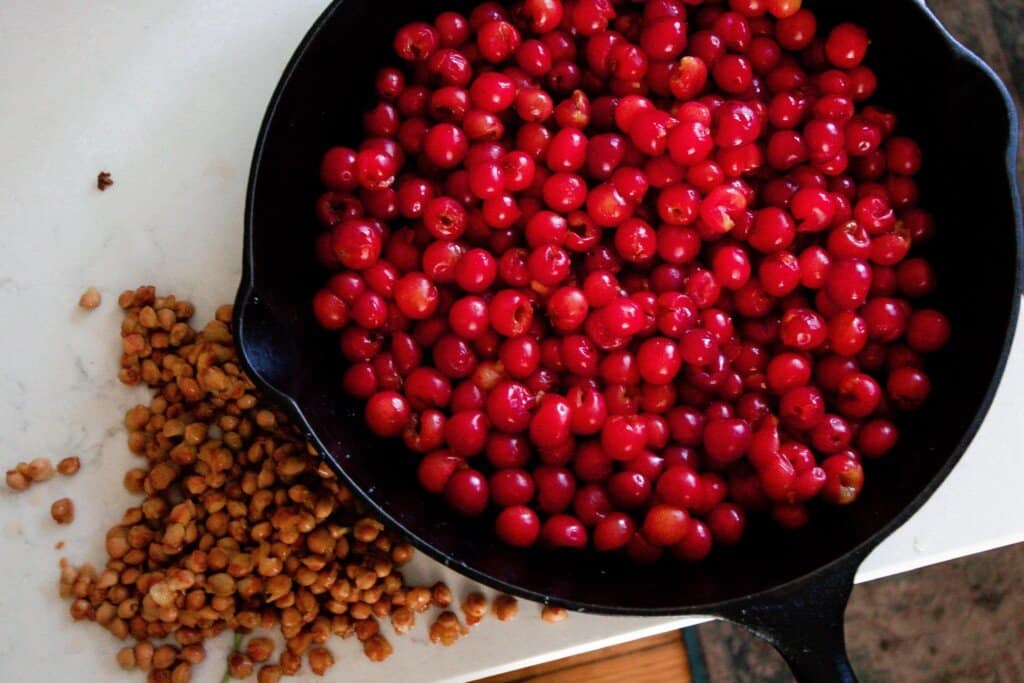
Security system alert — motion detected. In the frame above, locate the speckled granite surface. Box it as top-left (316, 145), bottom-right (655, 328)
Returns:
top-left (696, 543), bottom-right (1024, 682)
top-left (695, 1), bottom-right (1024, 680)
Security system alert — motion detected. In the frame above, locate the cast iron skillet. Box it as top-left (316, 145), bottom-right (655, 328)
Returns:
top-left (234, 1), bottom-right (1022, 680)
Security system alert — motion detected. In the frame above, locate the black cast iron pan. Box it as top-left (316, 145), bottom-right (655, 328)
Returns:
top-left (234, 1), bottom-right (1022, 680)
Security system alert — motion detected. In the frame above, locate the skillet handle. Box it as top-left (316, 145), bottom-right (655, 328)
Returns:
top-left (719, 554), bottom-right (863, 683)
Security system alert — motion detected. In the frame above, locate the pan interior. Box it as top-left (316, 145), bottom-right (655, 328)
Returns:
top-left (240, 0), bottom-right (1020, 612)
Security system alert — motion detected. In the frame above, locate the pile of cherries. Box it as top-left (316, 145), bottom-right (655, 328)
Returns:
top-left (310, 0), bottom-right (951, 563)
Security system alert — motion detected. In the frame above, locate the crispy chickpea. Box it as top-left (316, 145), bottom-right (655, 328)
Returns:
top-left (279, 651), bottom-right (301, 676)
top-left (541, 605), bottom-right (568, 623)
top-left (265, 574), bottom-right (292, 602)
top-left (57, 456), bottom-right (81, 476)
top-left (209, 572), bottom-right (237, 597)
top-left (429, 611), bottom-right (466, 647)
top-left (353, 518), bottom-right (383, 543)
top-left (391, 543), bottom-right (414, 565)
top-left (180, 645), bottom-right (205, 665)
top-left (227, 653), bottom-right (253, 679)
top-left (308, 647), bottom-right (334, 676)
top-left (354, 618), bottom-right (379, 642)
top-left (123, 468), bottom-right (147, 493)
top-left (286, 632), bottom-right (314, 656)
top-left (148, 670), bottom-right (172, 683)
top-left (134, 641), bottom-right (155, 671)
top-left (390, 606), bottom-right (415, 634)
top-left (116, 646), bottom-right (136, 670)
top-left (148, 463), bottom-right (177, 491)
top-left (51, 498), bottom-right (75, 525)
top-left (237, 394), bottom-right (258, 411)
top-left (79, 287), bottom-right (102, 309)
top-left (461, 592), bottom-right (487, 625)
top-left (355, 569), bottom-right (378, 591)
top-left (152, 645), bottom-right (178, 670)
top-left (157, 307), bottom-right (177, 330)
top-left (309, 616), bottom-right (332, 644)
top-left (27, 458), bottom-right (55, 482)
top-left (215, 305), bottom-right (233, 323)
top-left (255, 410), bottom-right (277, 429)
top-left (139, 306), bottom-right (159, 328)
top-left (69, 599), bottom-right (90, 620)
top-left (246, 637), bottom-right (274, 663)
top-left (431, 582), bottom-right (453, 608)
top-left (381, 574), bottom-right (401, 595)
top-left (492, 594), bottom-right (519, 621)
top-left (363, 634), bottom-right (394, 662)
top-left (257, 665), bottom-right (283, 683)
top-left (170, 662), bottom-right (191, 683)
top-left (349, 602), bottom-right (372, 621)
top-left (5, 469), bottom-right (29, 491)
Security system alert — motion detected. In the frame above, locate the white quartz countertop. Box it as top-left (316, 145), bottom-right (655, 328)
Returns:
top-left (1, 2), bottom-right (1022, 681)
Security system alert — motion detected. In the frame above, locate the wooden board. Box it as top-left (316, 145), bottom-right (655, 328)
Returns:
top-left (477, 631), bottom-right (693, 683)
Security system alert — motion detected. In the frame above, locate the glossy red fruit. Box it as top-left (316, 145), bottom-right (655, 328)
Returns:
top-left (887, 367), bottom-right (931, 410)
top-left (643, 505), bottom-right (691, 547)
top-left (836, 372), bottom-right (882, 419)
top-left (707, 503), bottom-right (746, 545)
top-left (825, 23), bottom-right (869, 69)
top-left (703, 418), bottom-right (753, 465)
top-left (600, 415), bottom-right (649, 461)
top-left (593, 512), bottom-right (636, 551)
top-left (607, 471), bottom-right (652, 510)
top-left (489, 290), bottom-right (534, 337)
top-left (490, 469), bottom-right (536, 507)
top-left (444, 468), bottom-right (489, 516)
top-left (496, 506), bottom-right (541, 547)
top-left (541, 514), bottom-right (588, 548)
top-left (820, 454), bottom-right (864, 505)
top-left (780, 308), bottom-right (827, 350)
top-left (672, 519), bottom-right (713, 561)
top-left (365, 391), bottom-right (410, 437)
top-left (905, 310), bottom-right (951, 353)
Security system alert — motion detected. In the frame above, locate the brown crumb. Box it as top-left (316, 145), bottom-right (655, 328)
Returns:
top-left (541, 605), bottom-right (568, 623)
top-left (51, 498), bottom-right (74, 525)
top-left (97, 171), bottom-right (113, 191)
top-left (78, 288), bottom-right (102, 310)
top-left (57, 456), bottom-right (81, 476)
top-left (493, 595), bottom-right (519, 621)
top-left (55, 541), bottom-right (65, 550)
